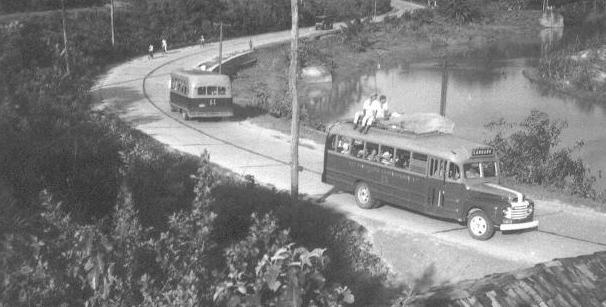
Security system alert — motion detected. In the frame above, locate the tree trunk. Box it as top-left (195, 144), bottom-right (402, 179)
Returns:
top-left (289, 0), bottom-right (300, 200)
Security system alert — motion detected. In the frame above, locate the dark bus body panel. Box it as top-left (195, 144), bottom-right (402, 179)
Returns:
top-left (169, 93), bottom-right (233, 118)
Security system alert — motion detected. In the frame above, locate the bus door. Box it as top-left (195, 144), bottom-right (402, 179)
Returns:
top-left (426, 157), bottom-right (446, 215)
top-left (441, 162), bottom-right (465, 219)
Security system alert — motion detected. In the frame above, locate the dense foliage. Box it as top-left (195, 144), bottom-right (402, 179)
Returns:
top-left (2, 153), bottom-right (382, 305)
top-left (0, 0), bottom-right (105, 14)
top-left (0, 0), bottom-right (398, 305)
top-left (486, 110), bottom-right (604, 202)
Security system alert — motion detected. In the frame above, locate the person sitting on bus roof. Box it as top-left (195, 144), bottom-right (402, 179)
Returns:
top-left (360, 95), bottom-right (389, 134)
top-left (353, 93), bottom-right (377, 130)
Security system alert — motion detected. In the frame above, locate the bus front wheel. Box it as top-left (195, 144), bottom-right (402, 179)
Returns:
top-left (467, 209), bottom-right (495, 240)
top-left (354, 182), bottom-right (376, 209)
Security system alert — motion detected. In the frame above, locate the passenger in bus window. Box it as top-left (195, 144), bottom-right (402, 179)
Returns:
top-left (381, 151), bottom-right (394, 165)
top-left (448, 164), bottom-right (461, 180)
top-left (341, 142), bottom-right (351, 154)
top-left (367, 149), bottom-right (378, 162)
top-left (357, 148), bottom-right (367, 159)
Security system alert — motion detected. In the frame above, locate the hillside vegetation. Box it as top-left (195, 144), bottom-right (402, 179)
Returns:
top-left (0, 0), bottom-right (401, 306)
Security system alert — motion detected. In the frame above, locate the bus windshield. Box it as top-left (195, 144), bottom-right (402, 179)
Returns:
top-left (464, 161), bottom-right (497, 178)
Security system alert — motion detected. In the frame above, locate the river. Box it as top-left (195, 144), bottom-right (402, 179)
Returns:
top-left (300, 33), bottom-right (606, 190)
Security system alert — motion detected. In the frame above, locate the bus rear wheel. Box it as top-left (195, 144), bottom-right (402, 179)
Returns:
top-left (467, 209), bottom-right (495, 240)
top-left (354, 182), bottom-right (376, 209)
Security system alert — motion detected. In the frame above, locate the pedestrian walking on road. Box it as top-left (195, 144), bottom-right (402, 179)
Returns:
top-left (148, 44), bottom-right (154, 60)
top-left (200, 35), bottom-right (205, 48)
top-left (249, 38), bottom-right (254, 50)
top-left (161, 39), bottom-right (168, 54)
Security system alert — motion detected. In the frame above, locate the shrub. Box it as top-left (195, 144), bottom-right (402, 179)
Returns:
top-left (485, 110), bottom-right (602, 200)
top-left (438, 0), bottom-right (483, 25)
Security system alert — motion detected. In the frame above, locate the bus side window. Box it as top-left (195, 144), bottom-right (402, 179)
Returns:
top-left (351, 139), bottom-right (365, 158)
top-left (430, 159), bottom-right (446, 178)
top-left (336, 136), bottom-right (351, 154)
top-left (198, 87), bottom-right (206, 95)
top-left (327, 135), bottom-right (337, 151)
top-left (218, 87), bottom-right (226, 95)
top-left (207, 86), bottom-right (218, 96)
top-left (366, 142), bottom-right (380, 162)
top-left (448, 163), bottom-right (460, 180)
top-left (410, 152), bottom-right (427, 174)
top-left (380, 145), bottom-right (394, 165)
top-left (395, 149), bottom-right (410, 169)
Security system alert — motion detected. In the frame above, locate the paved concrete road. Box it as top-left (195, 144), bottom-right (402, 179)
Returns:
top-left (93, 1), bottom-right (606, 286)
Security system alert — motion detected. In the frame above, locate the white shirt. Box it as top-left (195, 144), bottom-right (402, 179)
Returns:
top-left (361, 97), bottom-right (373, 112)
top-left (370, 99), bottom-right (389, 118)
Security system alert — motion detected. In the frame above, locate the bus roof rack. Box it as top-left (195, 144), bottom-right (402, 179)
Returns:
top-left (336, 113), bottom-right (455, 137)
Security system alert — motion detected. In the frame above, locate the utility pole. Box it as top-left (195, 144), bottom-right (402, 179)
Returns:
top-left (439, 58), bottom-right (448, 116)
top-left (374, 0), bottom-right (377, 20)
top-left (61, 0), bottom-right (70, 75)
top-left (289, 0), bottom-right (300, 200)
top-left (110, 0), bottom-right (115, 47)
top-left (218, 21), bottom-right (223, 74)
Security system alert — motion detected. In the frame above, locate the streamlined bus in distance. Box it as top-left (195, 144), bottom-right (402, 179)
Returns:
top-left (322, 122), bottom-right (539, 240)
top-left (169, 69), bottom-right (233, 120)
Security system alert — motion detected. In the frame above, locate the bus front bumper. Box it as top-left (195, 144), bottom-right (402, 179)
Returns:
top-left (190, 111), bottom-right (233, 118)
top-left (499, 220), bottom-right (539, 231)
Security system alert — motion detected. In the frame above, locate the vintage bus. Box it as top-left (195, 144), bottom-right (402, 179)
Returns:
top-left (322, 122), bottom-right (539, 240)
top-left (169, 69), bottom-right (233, 120)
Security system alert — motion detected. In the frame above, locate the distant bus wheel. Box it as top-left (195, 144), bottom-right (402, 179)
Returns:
top-left (354, 182), bottom-right (375, 209)
top-left (182, 111), bottom-right (190, 121)
top-left (467, 210), bottom-right (495, 240)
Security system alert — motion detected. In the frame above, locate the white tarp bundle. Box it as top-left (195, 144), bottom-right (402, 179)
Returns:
top-left (380, 112), bottom-right (455, 134)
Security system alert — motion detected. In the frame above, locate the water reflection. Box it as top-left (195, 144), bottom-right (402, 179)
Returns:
top-left (300, 56), bottom-right (606, 187)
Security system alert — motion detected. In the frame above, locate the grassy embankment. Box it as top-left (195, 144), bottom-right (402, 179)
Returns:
top-left (233, 6), bottom-right (606, 211)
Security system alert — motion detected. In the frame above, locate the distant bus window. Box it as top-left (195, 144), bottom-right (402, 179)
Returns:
top-left (207, 86), bottom-right (218, 96)
top-left (198, 87), bottom-right (206, 95)
top-left (410, 152), bottom-right (427, 174)
top-left (218, 86), bottom-right (226, 95)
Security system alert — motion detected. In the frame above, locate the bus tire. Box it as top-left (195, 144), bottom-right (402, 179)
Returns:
top-left (354, 182), bottom-right (376, 209)
top-left (467, 209), bottom-right (495, 240)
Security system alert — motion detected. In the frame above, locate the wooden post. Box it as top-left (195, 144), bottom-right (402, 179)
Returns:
top-left (61, 0), bottom-right (70, 75)
top-left (289, 0), bottom-right (300, 200)
top-left (110, 0), bottom-right (115, 46)
top-left (439, 58), bottom-right (448, 116)
top-left (218, 21), bottom-right (223, 74)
